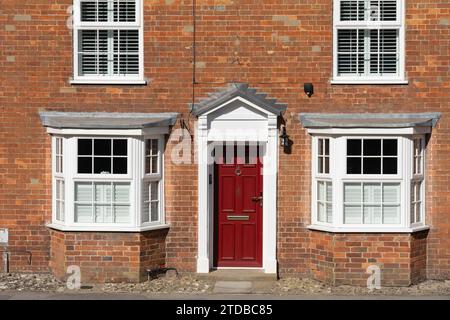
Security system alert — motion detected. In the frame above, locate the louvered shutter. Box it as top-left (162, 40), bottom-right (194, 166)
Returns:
top-left (337, 29), bottom-right (365, 75)
top-left (339, 0), bottom-right (397, 22)
top-left (370, 29), bottom-right (398, 74)
top-left (80, 0), bottom-right (137, 23)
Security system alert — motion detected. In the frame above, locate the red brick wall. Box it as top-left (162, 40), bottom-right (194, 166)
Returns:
top-left (309, 231), bottom-right (428, 286)
top-left (49, 229), bottom-right (167, 283)
top-left (0, 0), bottom-right (448, 282)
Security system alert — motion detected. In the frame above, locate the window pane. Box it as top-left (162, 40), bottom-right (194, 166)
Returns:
top-left (113, 139), bottom-right (127, 156)
top-left (383, 139), bottom-right (397, 155)
top-left (94, 139), bottom-right (112, 156)
top-left (363, 183), bottom-right (381, 203)
top-left (318, 139), bottom-right (324, 155)
top-left (326, 182), bottom-right (332, 202)
top-left (78, 139), bottom-right (92, 155)
top-left (318, 156), bottom-right (324, 173)
top-left (318, 203), bottom-right (326, 222)
top-left (364, 205), bottom-right (382, 224)
top-left (344, 205), bottom-right (362, 224)
top-left (363, 139), bottom-right (381, 156)
top-left (363, 158), bottom-right (381, 174)
top-left (94, 183), bottom-right (112, 203)
top-left (383, 183), bottom-right (400, 203)
top-left (326, 204), bottom-right (333, 223)
top-left (317, 181), bottom-right (325, 201)
top-left (383, 205), bottom-right (400, 223)
top-left (114, 205), bottom-right (130, 223)
top-left (151, 202), bottom-right (159, 222)
top-left (95, 205), bottom-right (112, 223)
top-left (114, 183), bottom-right (130, 203)
top-left (75, 205), bottom-right (93, 223)
top-left (383, 157), bottom-right (397, 174)
top-left (75, 182), bottom-right (92, 202)
top-left (113, 158), bottom-right (128, 174)
top-left (347, 139), bottom-right (361, 155)
top-left (94, 157), bottom-right (111, 174)
top-left (78, 157), bottom-right (93, 174)
top-left (347, 157), bottom-right (361, 174)
top-left (344, 183), bottom-right (361, 203)
top-left (324, 157), bottom-right (330, 174)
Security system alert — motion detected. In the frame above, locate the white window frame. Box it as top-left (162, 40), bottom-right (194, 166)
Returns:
top-left (410, 136), bottom-right (425, 227)
top-left (141, 136), bottom-right (165, 227)
top-left (49, 134), bottom-right (167, 232)
top-left (310, 133), bottom-right (428, 233)
top-left (332, 0), bottom-right (407, 84)
top-left (71, 0), bottom-right (145, 84)
top-left (52, 137), bottom-right (65, 222)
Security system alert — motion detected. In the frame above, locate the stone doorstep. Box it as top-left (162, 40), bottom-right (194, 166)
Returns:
top-left (213, 280), bottom-right (276, 294)
top-left (197, 269), bottom-right (278, 282)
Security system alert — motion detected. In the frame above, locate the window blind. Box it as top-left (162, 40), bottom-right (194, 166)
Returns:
top-left (340, 0), bottom-right (397, 21)
top-left (81, 0), bottom-right (137, 23)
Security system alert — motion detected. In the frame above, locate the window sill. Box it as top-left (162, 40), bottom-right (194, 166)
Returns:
top-left (46, 223), bottom-right (170, 233)
top-left (307, 224), bottom-right (429, 234)
top-left (70, 79), bottom-right (148, 85)
top-left (330, 79), bottom-right (409, 85)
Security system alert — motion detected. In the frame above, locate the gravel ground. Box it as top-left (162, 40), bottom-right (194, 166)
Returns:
top-left (0, 272), bottom-right (449, 296)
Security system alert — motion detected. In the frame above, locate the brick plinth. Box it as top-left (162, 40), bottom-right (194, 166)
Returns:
top-left (309, 230), bottom-right (428, 287)
top-left (49, 228), bottom-right (168, 283)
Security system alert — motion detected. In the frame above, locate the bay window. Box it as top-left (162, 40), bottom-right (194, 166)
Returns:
top-left (41, 111), bottom-right (178, 231)
top-left (72, 0), bottom-right (145, 84)
top-left (302, 112), bottom-right (441, 232)
top-left (311, 135), bottom-right (425, 231)
top-left (332, 0), bottom-right (406, 83)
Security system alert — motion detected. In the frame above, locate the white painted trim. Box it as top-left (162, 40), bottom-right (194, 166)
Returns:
top-left (307, 224), bottom-right (430, 233)
top-left (196, 98), bottom-right (278, 275)
top-left (70, 79), bottom-right (147, 85)
top-left (47, 223), bottom-right (170, 232)
top-left (330, 80), bottom-right (408, 85)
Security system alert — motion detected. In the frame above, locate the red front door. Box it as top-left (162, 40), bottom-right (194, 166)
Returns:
top-left (215, 145), bottom-right (263, 268)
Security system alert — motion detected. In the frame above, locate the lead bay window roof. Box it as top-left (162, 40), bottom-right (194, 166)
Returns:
top-left (300, 113), bottom-right (441, 129)
top-left (39, 111), bottom-right (178, 130)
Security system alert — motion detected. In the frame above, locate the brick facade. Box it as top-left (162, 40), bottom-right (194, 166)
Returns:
top-left (49, 229), bottom-right (167, 283)
top-left (0, 0), bottom-right (448, 285)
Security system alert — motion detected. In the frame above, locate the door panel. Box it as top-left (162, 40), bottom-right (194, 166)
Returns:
top-left (215, 144), bottom-right (263, 268)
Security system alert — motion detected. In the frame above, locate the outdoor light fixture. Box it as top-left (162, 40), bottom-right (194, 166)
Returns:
top-left (280, 126), bottom-right (289, 148)
top-left (304, 83), bottom-right (314, 97)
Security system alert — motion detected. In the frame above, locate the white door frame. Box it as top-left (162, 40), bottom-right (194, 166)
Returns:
top-left (196, 97), bottom-right (278, 274)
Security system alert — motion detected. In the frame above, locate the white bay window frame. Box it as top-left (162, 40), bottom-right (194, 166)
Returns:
top-left (49, 133), bottom-right (167, 232)
top-left (310, 134), bottom-right (427, 233)
top-left (71, 0), bottom-right (145, 84)
top-left (332, 0), bottom-right (406, 84)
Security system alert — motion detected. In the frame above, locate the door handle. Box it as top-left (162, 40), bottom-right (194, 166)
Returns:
top-left (251, 196), bottom-right (263, 202)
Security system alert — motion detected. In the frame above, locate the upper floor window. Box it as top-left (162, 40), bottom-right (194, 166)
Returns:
top-left (72, 0), bottom-right (144, 84)
top-left (332, 0), bottom-right (406, 83)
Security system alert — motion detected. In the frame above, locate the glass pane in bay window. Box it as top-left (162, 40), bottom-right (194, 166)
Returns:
top-left (363, 158), bottom-right (381, 174)
top-left (78, 139), bottom-right (92, 155)
top-left (75, 182), bottom-right (92, 202)
top-left (347, 139), bottom-right (361, 155)
top-left (326, 182), bottom-right (332, 202)
top-left (95, 204), bottom-right (112, 223)
top-left (344, 205), bottom-right (362, 224)
top-left (151, 202), bottom-right (159, 222)
top-left (94, 157), bottom-right (111, 174)
top-left (344, 183), bottom-right (361, 203)
top-left (318, 156), bottom-right (324, 173)
top-left (383, 183), bottom-right (400, 203)
top-left (113, 157), bottom-right (127, 174)
top-left (383, 205), bottom-right (400, 223)
top-left (415, 203), bottom-right (421, 223)
top-left (382, 157), bottom-right (397, 174)
top-left (383, 139), bottom-right (397, 156)
top-left (317, 181), bottom-right (325, 201)
top-left (318, 203), bottom-right (326, 222)
top-left (78, 157), bottom-right (92, 174)
top-left (363, 205), bottom-right (382, 224)
top-left (75, 204), bottom-right (93, 223)
top-left (347, 157), bottom-right (361, 174)
top-left (326, 204), bottom-right (333, 223)
top-left (363, 183), bottom-right (381, 203)
top-left (113, 139), bottom-right (127, 156)
top-left (363, 139), bottom-right (381, 156)
top-left (114, 183), bottom-right (130, 203)
top-left (114, 205), bottom-right (130, 223)
top-left (94, 139), bottom-right (112, 156)
top-left (94, 183), bottom-right (112, 203)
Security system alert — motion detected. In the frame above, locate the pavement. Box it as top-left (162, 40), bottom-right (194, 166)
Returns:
top-left (0, 291), bottom-right (449, 300)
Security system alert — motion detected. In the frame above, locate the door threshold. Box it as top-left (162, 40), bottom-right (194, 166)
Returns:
top-left (215, 267), bottom-right (263, 270)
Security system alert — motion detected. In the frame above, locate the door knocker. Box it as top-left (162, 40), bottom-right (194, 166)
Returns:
top-left (235, 166), bottom-right (241, 176)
